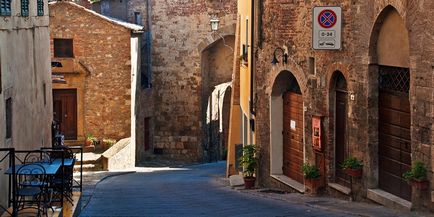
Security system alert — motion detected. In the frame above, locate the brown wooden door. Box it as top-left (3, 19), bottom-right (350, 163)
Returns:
top-left (283, 91), bottom-right (304, 183)
top-left (144, 117), bottom-right (150, 151)
top-left (53, 89), bottom-right (77, 140)
top-left (378, 66), bottom-right (411, 201)
top-left (335, 90), bottom-right (350, 187)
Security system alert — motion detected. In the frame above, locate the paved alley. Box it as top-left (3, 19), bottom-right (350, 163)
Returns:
top-left (78, 162), bottom-right (427, 217)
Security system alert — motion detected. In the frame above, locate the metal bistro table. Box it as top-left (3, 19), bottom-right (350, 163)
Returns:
top-left (5, 161), bottom-right (64, 216)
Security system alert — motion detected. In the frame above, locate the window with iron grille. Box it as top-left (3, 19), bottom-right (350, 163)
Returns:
top-left (54, 39), bottom-right (74, 58)
top-left (21, 0), bottom-right (29, 17)
top-left (0, 0), bottom-right (11, 16)
top-left (37, 0), bottom-right (44, 16)
top-left (379, 66), bottom-right (410, 94)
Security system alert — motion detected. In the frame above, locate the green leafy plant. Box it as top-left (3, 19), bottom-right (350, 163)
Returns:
top-left (403, 161), bottom-right (427, 182)
top-left (301, 163), bottom-right (320, 179)
top-left (340, 156), bottom-right (363, 170)
top-left (102, 138), bottom-right (116, 148)
top-left (86, 134), bottom-right (97, 143)
top-left (239, 144), bottom-right (257, 178)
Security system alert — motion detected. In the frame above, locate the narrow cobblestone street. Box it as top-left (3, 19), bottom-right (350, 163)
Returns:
top-left (79, 162), bottom-right (426, 217)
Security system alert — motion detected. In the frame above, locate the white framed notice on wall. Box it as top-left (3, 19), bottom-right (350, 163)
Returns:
top-left (312, 6), bottom-right (342, 50)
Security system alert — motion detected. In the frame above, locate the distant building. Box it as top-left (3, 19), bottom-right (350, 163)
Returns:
top-left (0, 0), bottom-right (53, 208)
top-left (49, 1), bottom-right (143, 155)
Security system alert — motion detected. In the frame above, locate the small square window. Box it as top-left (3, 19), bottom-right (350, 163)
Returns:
top-left (37, 0), bottom-right (44, 16)
top-left (0, 0), bottom-right (11, 16)
top-left (21, 0), bottom-right (29, 17)
top-left (54, 39), bottom-right (74, 58)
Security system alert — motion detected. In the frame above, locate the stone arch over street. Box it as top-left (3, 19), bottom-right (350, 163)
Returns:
top-left (270, 70), bottom-right (305, 188)
top-left (200, 34), bottom-right (235, 162)
top-left (367, 5), bottom-right (412, 201)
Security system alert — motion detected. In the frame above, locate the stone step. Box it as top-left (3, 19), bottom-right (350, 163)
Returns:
top-left (74, 163), bottom-right (103, 172)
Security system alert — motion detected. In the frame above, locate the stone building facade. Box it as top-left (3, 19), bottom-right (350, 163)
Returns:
top-left (0, 0), bottom-right (53, 208)
top-left (145, 0), bottom-right (237, 162)
top-left (81, 0), bottom-right (237, 163)
top-left (248, 0), bottom-right (434, 212)
top-left (49, 2), bottom-right (143, 147)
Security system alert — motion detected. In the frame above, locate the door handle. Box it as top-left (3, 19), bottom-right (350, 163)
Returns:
top-left (64, 114), bottom-right (68, 118)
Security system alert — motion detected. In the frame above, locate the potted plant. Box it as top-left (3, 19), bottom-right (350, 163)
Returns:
top-left (403, 161), bottom-right (429, 190)
top-left (341, 156), bottom-right (363, 178)
top-left (101, 138), bottom-right (116, 150)
top-left (302, 163), bottom-right (321, 193)
top-left (239, 144), bottom-right (257, 189)
top-left (85, 134), bottom-right (96, 146)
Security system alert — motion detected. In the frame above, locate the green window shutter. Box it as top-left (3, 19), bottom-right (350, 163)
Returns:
top-left (0, 0), bottom-right (11, 16)
top-left (37, 0), bottom-right (44, 16)
top-left (21, 0), bottom-right (29, 17)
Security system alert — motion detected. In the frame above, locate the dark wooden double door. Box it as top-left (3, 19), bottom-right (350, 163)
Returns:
top-left (378, 66), bottom-right (411, 201)
top-left (283, 91), bottom-right (304, 183)
top-left (53, 89), bottom-right (77, 140)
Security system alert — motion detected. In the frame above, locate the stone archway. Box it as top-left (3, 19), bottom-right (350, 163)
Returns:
top-left (201, 35), bottom-right (235, 162)
top-left (367, 5), bottom-right (412, 202)
top-left (270, 70), bottom-right (305, 190)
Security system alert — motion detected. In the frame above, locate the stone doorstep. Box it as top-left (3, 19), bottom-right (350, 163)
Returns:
top-left (367, 188), bottom-right (411, 211)
top-left (271, 174), bottom-right (305, 193)
top-left (328, 182), bottom-right (351, 195)
top-left (229, 174), bottom-right (244, 187)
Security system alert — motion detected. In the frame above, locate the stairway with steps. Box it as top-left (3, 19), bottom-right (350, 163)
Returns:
top-left (75, 152), bottom-right (103, 172)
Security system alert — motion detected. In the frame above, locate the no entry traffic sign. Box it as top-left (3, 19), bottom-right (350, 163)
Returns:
top-left (313, 7), bottom-right (342, 50)
top-left (318, 9), bottom-right (337, 28)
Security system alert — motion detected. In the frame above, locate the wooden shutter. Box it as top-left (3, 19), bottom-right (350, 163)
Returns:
top-left (0, 0), bottom-right (11, 16)
top-left (37, 0), bottom-right (44, 16)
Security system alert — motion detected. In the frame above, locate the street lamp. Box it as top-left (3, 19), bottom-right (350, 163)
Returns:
top-left (210, 17), bottom-right (220, 31)
top-left (271, 47), bottom-right (288, 65)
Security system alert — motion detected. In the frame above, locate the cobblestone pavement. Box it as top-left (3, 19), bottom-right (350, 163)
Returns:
top-left (79, 162), bottom-right (431, 217)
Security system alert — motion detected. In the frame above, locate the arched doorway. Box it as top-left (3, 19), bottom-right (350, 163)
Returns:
top-left (369, 6), bottom-right (411, 201)
top-left (270, 71), bottom-right (304, 185)
top-left (201, 35), bottom-right (235, 162)
top-left (331, 72), bottom-right (349, 187)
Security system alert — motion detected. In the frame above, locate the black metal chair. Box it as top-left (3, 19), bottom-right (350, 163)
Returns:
top-left (49, 146), bottom-right (76, 205)
top-left (15, 163), bottom-right (48, 217)
top-left (24, 151), bottom-right (52, 164)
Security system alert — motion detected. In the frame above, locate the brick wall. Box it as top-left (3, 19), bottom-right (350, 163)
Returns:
top-left (254, 0), bottom-right (434, 210)
top-left (50, 2), bottom-right (133, 141)
top-left (144, 0), bottom-right (236, 161)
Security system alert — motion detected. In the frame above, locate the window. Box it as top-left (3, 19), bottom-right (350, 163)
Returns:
top-left (37, 0), bottom-right (44, 16)
top-left (134, 12), bottom-right (142, 25)
top-left (0, 0), bottom-right (11, 16)
top-left (5, 97), bottom-right (11, 139)
top-left (21, 0), bottom-right (29, 17)
top-left (54, 39), bottom-right (74, 58)
top-left (43, 83), bottom-right (46, 105)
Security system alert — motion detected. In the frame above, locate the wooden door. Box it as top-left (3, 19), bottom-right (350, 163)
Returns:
top-left (53, 89), bottom-right (77, 140)
top-left (144, 117), bottom-right (150, 151)
top-left (378, 66), bottom-right (411, 201)
top-left (283, 91), bottom-right (304, 183)
top-left (335, 90), bottom-right (349, 187)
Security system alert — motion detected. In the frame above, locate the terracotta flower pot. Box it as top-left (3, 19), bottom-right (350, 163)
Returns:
top-left (244, 177), bottom-right (256, 189)
top-left (411, 180), bottom-right (429, 190)
top-left (305, 178), bottom-right (321, 194)
top-left (345, 168), bottom-right (362, 178)
top-left (85, 140), bottom-right (93, 146)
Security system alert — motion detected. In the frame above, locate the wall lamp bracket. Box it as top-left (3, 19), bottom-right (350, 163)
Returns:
top-left (271, 47), bottom-right (288, 65)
